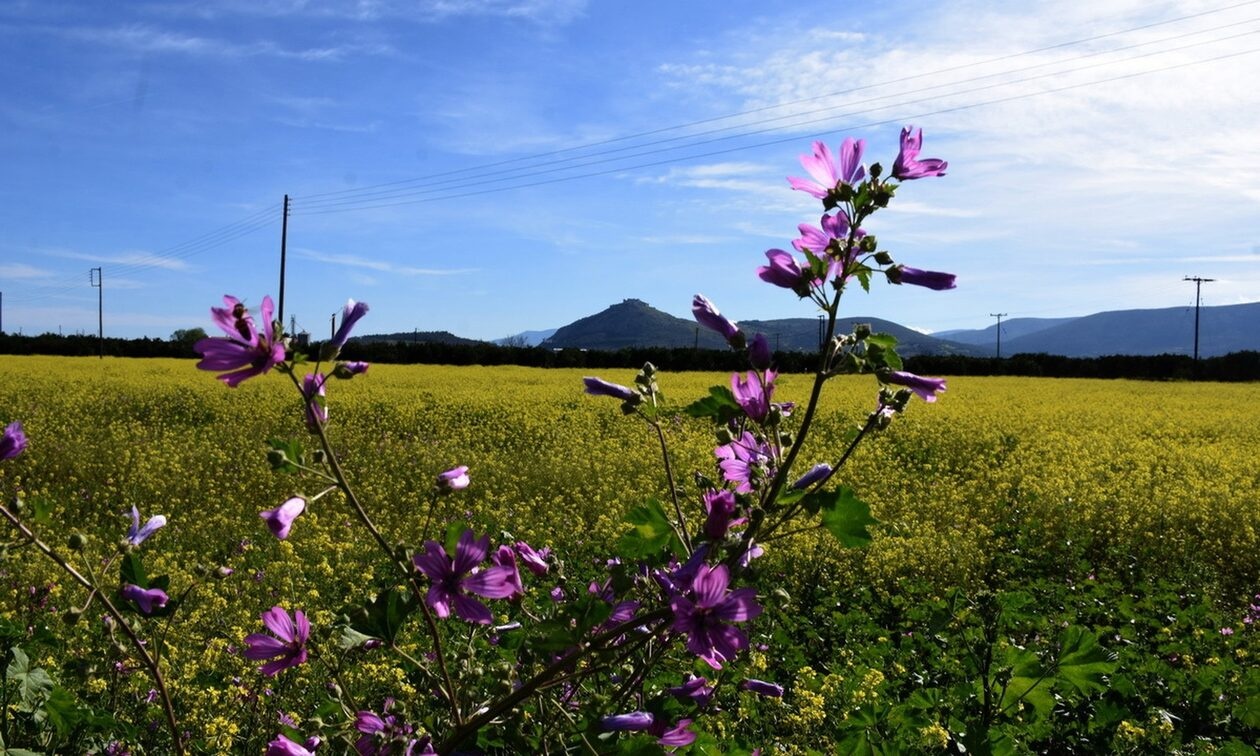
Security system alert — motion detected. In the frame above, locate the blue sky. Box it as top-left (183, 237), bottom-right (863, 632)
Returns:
top-left (2, 0), bottom-right (1259, 341)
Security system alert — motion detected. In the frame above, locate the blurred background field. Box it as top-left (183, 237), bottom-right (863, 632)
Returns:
top-left (2, 356), bottom-right (1258, 750)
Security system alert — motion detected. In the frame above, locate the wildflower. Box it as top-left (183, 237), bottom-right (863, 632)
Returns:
top-left (887, 265), bottom-right (956, 291)
top-left (194, 295), bottom-right (286, 387)
top-left (757, 249), bottom-right (809, 291)
top-left (1221, 627), bottom-right (1235, 636)
top-left (892, 125), bottom-right (947, 180)
top-left (514, 541), bottom-right (550, 576)
top-left (435, 465), bottom-right (470, 493)
top-left (412, 530), bottom-right (517, 624)
top-left (741, 679), bottom-right (785, 697)
top-left (0, 421), bottom-right (26, 460)
top-left (267, 734), bottom-right (320, 756)
top-left (692, 294), bottom-right (744, 348)
top-left (716, 432), bottom-right (772, 494)
top-left (260, 497), bottom-right (306, 541)
top-left (121, 584), bottom-right (168, 615)
top-left (333, 361), bottom-right (370, 379)
top-left (792, 463), bottom-right (832, 490)
top-left (732, 370), bottom-right (775, 423)
top-left (491, 545), bottom-right (525, 598)
top-left (652, 718), bottom-right (697, 749)
top-left (601, 712), bottom-right (654, 732)
top-left (329, 299), bottom-right (370, 352)
top-left (702, 489), bottom-right (739, 540)
top-left (669, 674), bottom-right (714, 707)
top-left (243, 606), bottom-right (310, 676)
top-left (748, 333), bottom-right (773, 371)
top-left (881, 370), bottom-right (947, 403)
top-left (670, 563), bottom-right (762, 669)
top-left (582, 377), bottom-right (637, 402)
top-left (125, 505), bottom-right (167, 547)
top-left (788, 138), bottom-right (866, 200)
top-left (301, 374), bottom-right (328, 430)
top-left (355, 702), bottom-right (427, 755)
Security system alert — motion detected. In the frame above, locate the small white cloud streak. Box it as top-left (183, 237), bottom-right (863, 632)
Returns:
top-left (0, 262), bottom-right (54, 279)
top-left (296, 248), bottom-right (478, 276)
top-left (47, 249), bottom-right (192, 271)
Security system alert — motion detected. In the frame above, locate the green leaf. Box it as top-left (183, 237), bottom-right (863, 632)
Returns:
top-left (855, 267), bottom-right (872, 293)
top-left (7, 648), bottom-right (53, 709)
top-left (120, 552), bottom-right (148, 589)
top-left (683, 386), bottom-right (742, 424)
top-left (265, 438), bottom-right (304, 474)
top-left (1234, 691), bottom-right (1260, 729)
top-left (865, 333), bottom-right (898, 349)
top-left (353, 587), bottom-right (419, 645)
top-left (336, 625), bottom-right (377, 651)
top-left (1054, 626), bottom-right (1116, 695)
top-left (1001, 676), bottom-right (1055, 720)
top-left (816, 487), bottom-right (878, 548)
top-left (41, 686), bottom-right (83, 736)
top-left (617, 498), bottom-right (682, 558)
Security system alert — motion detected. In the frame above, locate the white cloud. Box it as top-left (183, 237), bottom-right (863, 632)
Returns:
top-left (296, 248), bottom-right (478, 276)
top-left (0, 262), bottom-right (54, 279)
top-left (48, 249), bottom-right (192, 271)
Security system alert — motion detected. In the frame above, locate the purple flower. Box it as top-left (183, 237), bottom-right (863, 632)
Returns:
top-left (491, 545), bottom-right (525, 598)
top-left (436, 465), bottom-right (470, 493)
top-left (121, 584), bottom-right (169, 615)
top-left (669, 674), bottom-right (714, 707)
top-left (514, 541), bottom-right (550, 576)
top-left (788, 138), bottom-right (866, 199)
top-left (748, 333), bottom-right (773, 371)
top-left (601, 712), bottom-right (654, 732)
top-left (301, 373), bottom-right (328, 430)
top-left (757, 249), bottom-right (809, 291)
top-left (883, 370), bottom-right (947, 403)
top-left (702, 489), bottom-right (738, 541)
top-left (741, 679), bottom-right (785, 697)
top-left (715, 432), bottom-right (772, 494)
top-left (329, 299), bottom-right (370, 351)
top-left (243, 606), bottom-right (310, 676)
top-left (794, 213), bottom-right (863, 282)
top-left (260, 497), bottom-right (306, 540)
top-left (887, 265), bottom-right (956, 291)
top-left (267, 734), bottom-right (320, 756)
top-left (692, 294), bottom-right (743, 348)
top-left (652, 718), bottom-right (697, 749)
top-left (670, 563), bottom-right (762, 669)
top-left (126, 505), bottom-right (166, 547)
top-left (0, 421), bottom-right (26, 460)
top-left (892, 125), bottom-right (947, 180)
top-left (582, 377), bottom-right (637, 402)
top-left (354, 702), bottom-right (423, 755)
top-left (337, 361), bottom-right (370, 377)
top-left (194, 295), bottom-right (286, 387)
top-left (1221, 627), bottom-right (1235, 636)
top-left (732, 370), bottom-right (775, 423)
top-left (412, 530), bottom-right (517, 624)
top-left (792, 463), bottom-right (832, 490)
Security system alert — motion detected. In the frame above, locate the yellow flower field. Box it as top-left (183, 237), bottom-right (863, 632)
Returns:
top-left (1, 355), bottom-right (1258, 749)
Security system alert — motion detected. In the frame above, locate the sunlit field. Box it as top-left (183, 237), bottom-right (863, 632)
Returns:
top-left (3, 356), bottom-right (1258, 752)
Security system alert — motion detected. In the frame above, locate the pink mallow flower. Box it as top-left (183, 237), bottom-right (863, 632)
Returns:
top-left (436, 465), bottom-right (470, 493)
top-left (715, 432), bottom-right (773, 494)
top-left (328, 299), bottom-right (370, 352)
top-left (194, 295), bottom-right (286, 387)
top-left (302, 373), bottom-right (328, 430)
top-left (692, 294), bottom-right (743, 348)
top-left (267, 734), bottom-right (320, 756)
top-left (243, 606), bottom-right (310, 676)
top-left (670, 564), bottom-right (762, 669)
top-left (883, 370), bottom-right (947, 403)
top-left (0, 421), bottom-right (26, 460)
top-left (887, 265), bottom-right (956, 291)
top-left (892, 125), bottom-right (948, 180)
top-left (412, 530), bottom-right (517, 624)
top-left (731, 370), bottom-right (775, 423)
top-left (788, 138), bottom-right (866, 200)
top-left (260, 497), bottom-right (306, 540)
top-left (514, 541), bottom-right (551, 576)
top-left (125, 505), bottom-right (166, 547)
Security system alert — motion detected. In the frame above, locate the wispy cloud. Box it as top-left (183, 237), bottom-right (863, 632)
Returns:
top-left (48, 249), bottom-right (192, 271)
top-left (59, 23), bottom-right (393, 61)
top-left (0, 262), bottom-right (54, 279)
top-left (151, 0), bottom-right (588, 25)
top-left (296, 248), bottom-right (478, 276)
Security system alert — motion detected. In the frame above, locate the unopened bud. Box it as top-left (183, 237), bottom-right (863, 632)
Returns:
top-left (63, 607), bottom-right (84, 625)
top-left (873, 251), bottom-right (893, 265)
top-left (860, 235), bottom-right (877, 252)
top-left (311, 449), bottom-right (326, 464)
top-left (868, 162), bottom-right (883, 179)
top-left (67, 533), bottom-right (88, 551)
top-left (778, 432), bottom-right (793, 447)
top-left (853, 323), bottom-right (871, 340)
top-left (266, 448), bottom-right (287, 467)
top-left (715, 427), bottom-right (733, 445)
top-left (214, 566), bottom-right (234, 580)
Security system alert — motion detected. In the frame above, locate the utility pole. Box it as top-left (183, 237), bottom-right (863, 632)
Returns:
top-left (90, 267), bottom-right (103, 358)
top-left (330, 312), bottom-right (337, 340)
top-left (990, 313), bottom-right (1007, 358)
top-left (0, 290), bottom-right (4, 334)
top-left (1183, 276), bottom-right (1215, 360)
top-left (817, 315), bottom-right (824, 350)
top-left (278, 195), bottom-right (290, 323)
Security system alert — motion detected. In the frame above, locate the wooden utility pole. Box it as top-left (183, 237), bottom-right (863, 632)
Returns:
top-left (278, 195), bottom-right (290, 323)
top-left (1183, 276), bottom-right (1215, 360)
top-left (990, 313), bottom-right (1007, 359)
top-left (90, 267), bottom-right (103, 358)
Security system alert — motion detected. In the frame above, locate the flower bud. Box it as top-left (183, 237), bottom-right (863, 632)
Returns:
top-left (214, 566), bottom-right (234, 579)
top-left (715, 427), bottom-right (733, 445)
top-left (868, 161), bottom-right (883, 179)
top-left (311, 449), bottom-right (326, 464)
top-left (68, 533), bottom-right (88, 551)
top-left (63, 607), bottom-right (84, 625)
top-left (873, 251), bottom-right (893, 266)
top-left (853, 323), bottom-right (871, 340)
top-left (266, 448), bottom-right (287, 467)
top-left (860, 235), bottom-right (878, 252)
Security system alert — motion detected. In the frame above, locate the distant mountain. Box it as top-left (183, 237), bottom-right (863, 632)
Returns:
top-left (352, 330), bottom-right (486, 346)
top-left (541, 299), bottom-right (985, 356)
top-left (1000, 302), bottom-right (1260, 358)
top-left (936, 316), bottom-right (1079, 347)
top-left (495, 328), bottom-right (557, 347)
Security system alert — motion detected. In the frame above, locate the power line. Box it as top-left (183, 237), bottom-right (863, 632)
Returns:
top-left (293, 41), bottom-right (1260, 215)
top-left (292, 0), bottom-right (1260, 205)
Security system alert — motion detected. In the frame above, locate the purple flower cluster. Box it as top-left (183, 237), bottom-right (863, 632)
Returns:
top-left (0, 421), bottom-right (26, 460)
top-left (412, 530), bottom-right (519, 625)
top-left (670, 564), bottom-right (761, 670)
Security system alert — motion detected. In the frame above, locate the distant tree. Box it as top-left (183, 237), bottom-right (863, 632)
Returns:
top-left (170, 328), bottom-right (208, 357)
top-left (499, 334), bottom-right (531, 348)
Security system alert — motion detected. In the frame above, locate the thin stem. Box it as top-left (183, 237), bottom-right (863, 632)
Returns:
top-left (288, 370), bottom-right (464, 726)
top-left (0, 504), bottom-right (184, 755)
top-left (648, 417), bottom-right (690, 551)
